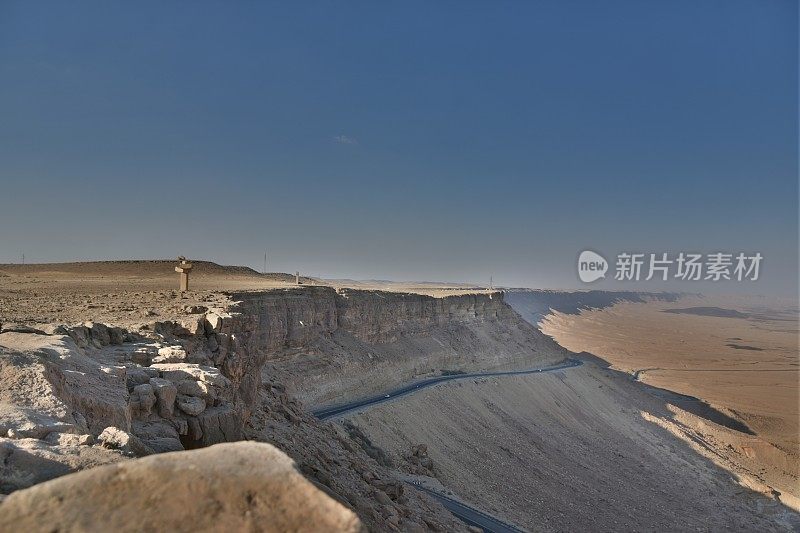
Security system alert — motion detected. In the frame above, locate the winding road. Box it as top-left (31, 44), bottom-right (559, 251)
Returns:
top-left (407, 482), bottom-right (527, 533)
top-left (312, 358), bottom-right (583, 420)
top-left (312, 357), bottom-right (583, 532)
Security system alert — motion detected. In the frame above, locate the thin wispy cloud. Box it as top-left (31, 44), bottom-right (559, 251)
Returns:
top-left (333, 135), bottom-right (358, 145)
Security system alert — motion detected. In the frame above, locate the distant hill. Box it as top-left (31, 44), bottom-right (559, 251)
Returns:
top-left (0, 260), bottom-right (305, 283)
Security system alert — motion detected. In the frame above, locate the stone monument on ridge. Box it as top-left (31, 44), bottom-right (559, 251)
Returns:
top-left (175, 257), bottom-right (193, 292)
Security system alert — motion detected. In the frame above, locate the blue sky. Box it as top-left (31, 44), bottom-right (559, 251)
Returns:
top-left (0, 1), bottom-right (797, 294)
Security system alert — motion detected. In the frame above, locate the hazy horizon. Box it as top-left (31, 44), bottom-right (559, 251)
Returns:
top-left (1, 1), bottom-right (797, 296)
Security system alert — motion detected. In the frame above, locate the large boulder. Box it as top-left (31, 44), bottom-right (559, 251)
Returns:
top-left (0, 442), bottom-right (362, 532)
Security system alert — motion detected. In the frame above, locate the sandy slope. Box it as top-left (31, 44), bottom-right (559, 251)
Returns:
top-left (347, 360), bottom-right (799, 531)
top-left (539, 295), bottom-right (799, 507)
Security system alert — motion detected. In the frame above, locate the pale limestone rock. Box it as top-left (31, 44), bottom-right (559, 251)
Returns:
top-left (152, 345), bottom-right (187, 364)
top-left (125, 368), bottom-right (152, 390)
top-left (204, 310), bottom-right (231, 333)
top-left (0, 442), bottom-right (362, 532)
top-left (0, 436), bottom-right (123, 493)
top-left (148, 378), bottom-right (176, 418)
top-left (176, 394), bottom-right (205, 416)
top-left (151, 363), bottom-right (230, 387)
top-left (176, 379), bottom-right (215, 401)
top-left (181, 317), bottom-right (206, 335)
top-left (0, 406), bottom-right (76, 440)
top-left (129, 384), bottom-right (156, 418)
top-left (195, 406), bottom-right (241, 446)
top-left (43, 432), bottom-right (94, 447)
top-left (0, 333), bottom-right (130, 435)
top-left (97, 427), bottom-right (153, 457)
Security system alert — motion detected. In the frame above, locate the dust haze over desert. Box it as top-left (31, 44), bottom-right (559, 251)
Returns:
top-left (1, 2), bottom-right (798, 533)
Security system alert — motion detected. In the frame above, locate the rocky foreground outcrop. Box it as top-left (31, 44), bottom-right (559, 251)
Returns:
top-left (0, 442), bottom-right (362, 532)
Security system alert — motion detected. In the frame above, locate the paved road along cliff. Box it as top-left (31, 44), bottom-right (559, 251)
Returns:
top-left (312, 358), bottom-right (583, 420)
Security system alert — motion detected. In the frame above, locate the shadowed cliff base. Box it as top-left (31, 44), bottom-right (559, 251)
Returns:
top-left (504, 289), bottom-right (683, 325)
top-left (663, 306), bottom-right (750, 318)
top-left (579, 352), bottom-right (755, 434)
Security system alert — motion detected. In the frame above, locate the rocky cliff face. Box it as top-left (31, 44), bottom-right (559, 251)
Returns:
top-left (333, 289), bottom-right (508, 343)
top-left (222, 287), bottom-right (510, 350)
top-left (0, 287), bottom-right (545, 462)
top-left (220, 287), bottom-right (560, 407)
top-left (0, 286), bottom-right (558, 531)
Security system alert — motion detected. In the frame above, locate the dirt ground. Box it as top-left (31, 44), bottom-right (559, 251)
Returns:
top-left (0, 261), bottom-right (491, 328)
top-left (0, 261), bottom-right (286, 328)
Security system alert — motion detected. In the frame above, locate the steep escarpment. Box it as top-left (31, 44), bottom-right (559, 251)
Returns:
top-left (1, 287), bottom-right (546, 463)
top-left (227, 287), bottom-right (566, 407)
top-left (1, 286), bottom-right (547, 531)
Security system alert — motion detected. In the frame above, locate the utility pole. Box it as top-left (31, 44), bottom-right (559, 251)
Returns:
top-left (22, 253), bottom-right (25, 265)
top-left (489, 276), bottom-right (493, 291)
top-left (263, 251), bottom-right (267, 274)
